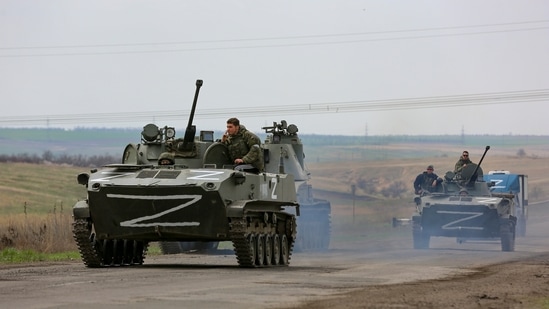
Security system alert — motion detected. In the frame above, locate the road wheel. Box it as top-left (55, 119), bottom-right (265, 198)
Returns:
top-left (500, 221), bottom-right (516, 252)
top-left (280, 234), bottom-right (289, 265)
top-left (272, 234), bottom-right (280, 265)
top-left (256, 234), bottom-right (264, 267)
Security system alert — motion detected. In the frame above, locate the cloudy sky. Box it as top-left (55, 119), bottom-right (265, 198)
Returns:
top-left (1, 1), bottom-right (548, 136)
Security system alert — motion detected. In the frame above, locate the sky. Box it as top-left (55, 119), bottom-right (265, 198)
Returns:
top-left (1, 1), bottom-right (548, 136)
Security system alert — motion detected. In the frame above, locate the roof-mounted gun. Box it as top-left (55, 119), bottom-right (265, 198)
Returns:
top-left (179, 79), bottom-right (203, 151)
top-left (262, 120), bottom-right (299, 144)
top-left (466, 145), bottom-right (490, 186)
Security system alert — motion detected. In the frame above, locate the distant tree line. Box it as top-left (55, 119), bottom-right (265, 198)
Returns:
top-left (0, 150), bottom-right (119, 167)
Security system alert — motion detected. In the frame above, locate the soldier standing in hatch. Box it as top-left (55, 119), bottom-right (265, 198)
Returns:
top-left (221, 117), bottom-right (264, 172)
top-left (454, 150), bottom-right (473, 173)
top-left (413, 165), bottom-right (442, 194)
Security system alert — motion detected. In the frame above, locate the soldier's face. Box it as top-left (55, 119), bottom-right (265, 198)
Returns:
top-left (226, 123), bottom-right (239, 136)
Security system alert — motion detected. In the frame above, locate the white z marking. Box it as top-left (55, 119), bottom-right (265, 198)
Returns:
top-left (187, 170), bottom-right (224, 181)
top-left (437, 210), bottom-right (485, 230)
top-left (271, 178), bottom-right (278, 199)
top-left (110, 194), bottom-right (202, 227)
top-left (489, 179), bottom-right (505, 190)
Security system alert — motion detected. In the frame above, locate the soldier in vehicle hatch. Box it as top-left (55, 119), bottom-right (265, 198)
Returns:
top-left (413, 165), bottom-right (442, 194)
top-left (454, 150), bottom-right (473, 173)
top-left (221, 117), bottom-right (264, 173)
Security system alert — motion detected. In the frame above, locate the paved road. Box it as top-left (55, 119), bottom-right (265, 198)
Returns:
top-left (1, 204), bottom-right (548, 309)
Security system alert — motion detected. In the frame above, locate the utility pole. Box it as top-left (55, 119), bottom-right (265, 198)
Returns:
top-left (351, 184), bottom-right (356, 224)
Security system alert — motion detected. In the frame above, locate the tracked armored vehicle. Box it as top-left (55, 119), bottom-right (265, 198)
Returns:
top-left (397, 146), bottom-right (517, 251)
top-left (261, 121), bottom-right (331, 251)
top-left (72, 80), bottom-right (299, 267)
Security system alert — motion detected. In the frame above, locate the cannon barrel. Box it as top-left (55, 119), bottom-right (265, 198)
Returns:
top-left (181, 79), bottom-right (203, 150)
top-left (468, 145), bottom-right (490, 185)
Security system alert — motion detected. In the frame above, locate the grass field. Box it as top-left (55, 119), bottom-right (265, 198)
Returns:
top-left (0, 163), bottom-right (85, 215)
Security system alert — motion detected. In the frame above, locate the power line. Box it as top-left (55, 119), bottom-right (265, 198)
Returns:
top-left (1, 21), bottom-right (548, 58)
top-left (2, 20), bottom-right (548, 50)
top-left (1, 89), bottom-right (547, 127)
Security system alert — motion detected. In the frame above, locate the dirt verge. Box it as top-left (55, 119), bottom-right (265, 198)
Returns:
top-left (292, 253), bottom-right (549, 309)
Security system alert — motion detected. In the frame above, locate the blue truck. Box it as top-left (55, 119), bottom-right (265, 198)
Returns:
top-left (484, 171), bottom-right (529, 237)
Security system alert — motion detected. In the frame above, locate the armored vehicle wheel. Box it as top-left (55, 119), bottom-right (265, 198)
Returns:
top-left (500, 220), bottom-right (516, 252)
top-left (412, 226), bottom-right (430, 249)
top-left (256, 235), bottom-right (265, 266)
top-left (122, 240), bottom-right (134, 265)
top-left (271, 234), bottom-right (280, 265)
top-left (101, 239), bottom-right (114, 266)
top-left (112, 239), bottom-right (124, 265)
top-left (247, 234), bottom-right (257, 266)
top-left (264, 235), bottom-right (273, 266)
top-left (412, 216), bottom-right (429, 249)
top-left (517, 216), bottom-right (527, 237)
top-left (280, 234), bottom-right (290, 265)
top-left (73, 218), bottom-right (148, 267)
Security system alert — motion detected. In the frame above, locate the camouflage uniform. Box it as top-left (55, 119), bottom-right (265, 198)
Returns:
top-left (454, 156), bottom-right (472, 173)
top-left (223, 125), bottom-right (264, 171)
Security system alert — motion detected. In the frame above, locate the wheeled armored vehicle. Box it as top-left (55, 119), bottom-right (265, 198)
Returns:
top-left (396, 146), bottom-right (517, 251)
top-left (72, 80), bottom-right (299, 267)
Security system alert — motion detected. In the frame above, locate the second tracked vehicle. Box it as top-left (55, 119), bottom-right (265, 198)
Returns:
top-left (159, 121), bottom-right (332, 253)
top-left (261, 121), bottom-right (331, 251)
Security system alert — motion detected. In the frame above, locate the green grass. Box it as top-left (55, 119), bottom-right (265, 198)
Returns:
top-left (0, 248), bottom-right (81, 264)
top-left (0, 244), bottom-right (164, 265)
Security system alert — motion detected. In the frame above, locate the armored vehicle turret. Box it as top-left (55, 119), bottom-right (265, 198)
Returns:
top-left (396, 146), bottom-right (517, 251)
top-left (72, 80), bottom-right (299, 267)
